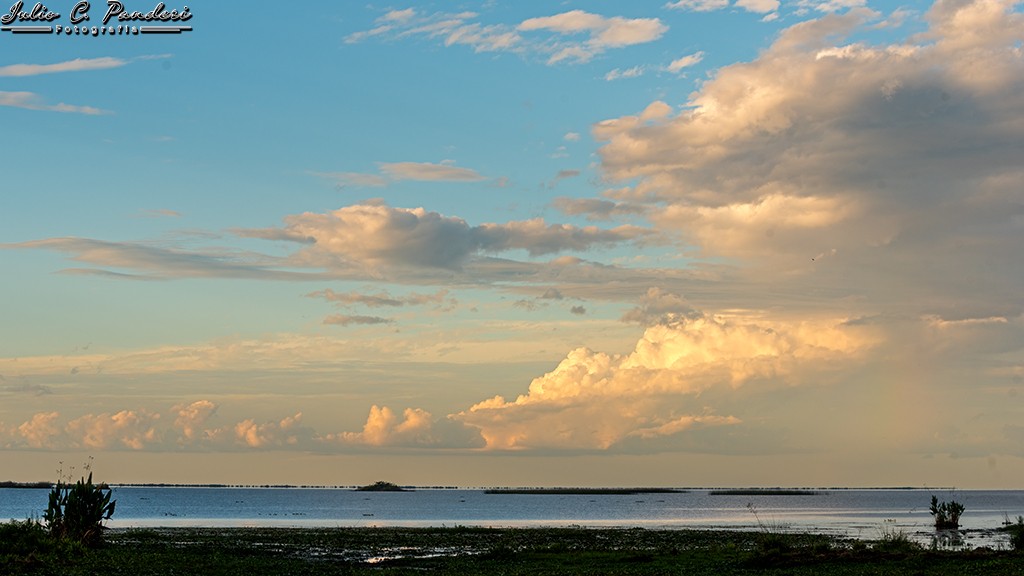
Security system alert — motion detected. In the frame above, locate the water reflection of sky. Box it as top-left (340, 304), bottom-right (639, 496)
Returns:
top-left (4, 488), bottom-right (1021, 549)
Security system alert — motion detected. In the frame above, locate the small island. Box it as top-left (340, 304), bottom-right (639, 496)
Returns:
top-left (354, 481), bottom-right (410, 492)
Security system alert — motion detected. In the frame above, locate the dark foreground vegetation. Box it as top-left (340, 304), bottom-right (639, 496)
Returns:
top-left (4, 524), bottom-right (1024, 576)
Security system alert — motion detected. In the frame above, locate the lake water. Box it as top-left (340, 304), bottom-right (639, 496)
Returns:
top-left (3, 487), bottom-right (1022, 548)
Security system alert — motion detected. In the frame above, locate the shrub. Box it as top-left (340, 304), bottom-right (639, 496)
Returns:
top-left (1004, 516), bottom-right (1024, 552)
top-left (929, 495), bottom-right (965, 530)
top-left (43, 471), bottom-right (116, 547)
top-left (0, 519), bottom-right (51, 556)
top-left (875, 525), bottom-right (921, 553)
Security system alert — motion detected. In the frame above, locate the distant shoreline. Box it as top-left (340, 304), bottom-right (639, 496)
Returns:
top-left (485, 488), bottom-right (684, 495)
top-left (1, 482), bottom-right (962, 491)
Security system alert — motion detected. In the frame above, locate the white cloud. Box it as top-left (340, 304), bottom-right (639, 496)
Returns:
top-left (379, 161), bottom-right (486, 182)
top-left (0, 91), bottom-right (109, 115)
top-left (667, 52), bottom-right (704, 73)
top-left (665, 0), bottom-right (731, 12)
top-left (605, 66), bottom-right (645, 81)
top-left (347, 9), bottom-right (520, 53)
top-left (593, 0), bottom-right (1024, 315)
top-left (564, 132), bottom-right (581, 141)
top-left (334, 405), bottom-right (435, 446)
top-left (737, 0), bottom-right (781, 13)
top-left (0, 57), bottom-right (127, 77)
top-left (382, 8), bottom-right (416, 23)
top-left (16, 412), bottom-right (61, 449)
top-left (519, 10), bottom-right (667, 64)
top-left (347, 8), bottom-right (666, 65)
top-left (666, 0), bottom-right (778, 16)
top-left (234, 413), bottom-right (305, 448)
top-left (66, 410), bottom-right (161, 450)
top-left (173, 400), bottom-right (218, 442)
top-left (797, 0), bottom-right (866, 13)
top-left (313, 162), bottom-right (486, 188)
top-left (456, 308), bottom-right (877, 450)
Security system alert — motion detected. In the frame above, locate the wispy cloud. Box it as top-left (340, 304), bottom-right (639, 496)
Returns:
top-left (666, 0), bottom-right (778, 16)
top-left (0, 91), bottom-right (109, 115)
top-left (0, 57), bottom-right (127, 77)
top-left (666, 51), bottom-right (704, 73)
top-left (322, 314), bottom-right (394, 327)
top-left (313, 161), bottom-right (486, 188)
top-left (308, 288), bottom-right (454, 309)
top-left (519, 10), bottom-right (667, 64)
top-left (346, 8), bottom-right (667, 65)
top-left (604, 65), bottom-right (645, 81)
top-left (379, 161), bottom-right (486, 181)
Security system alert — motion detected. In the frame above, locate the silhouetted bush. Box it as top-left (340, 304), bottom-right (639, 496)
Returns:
top-left (44, 472), bottom-right (116, 547)
top-left (929, 495), bottom-right (964, 530)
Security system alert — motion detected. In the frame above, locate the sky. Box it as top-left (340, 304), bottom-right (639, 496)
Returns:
top-left (1, 0), bottom-right (1023, 488)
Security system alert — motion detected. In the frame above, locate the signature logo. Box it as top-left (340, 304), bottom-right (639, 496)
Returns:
top-left (2, 1), bottom-right (192, 35)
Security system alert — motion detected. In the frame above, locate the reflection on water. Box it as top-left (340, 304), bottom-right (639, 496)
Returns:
top-left (2, 487), bottom-right (1022, 548)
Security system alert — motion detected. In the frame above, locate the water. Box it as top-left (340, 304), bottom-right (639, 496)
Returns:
top-left (4, 487), bottom-right (1022, 548)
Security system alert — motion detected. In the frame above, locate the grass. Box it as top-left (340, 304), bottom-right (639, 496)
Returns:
top-left (3, 524), bottom-right (1024, 575)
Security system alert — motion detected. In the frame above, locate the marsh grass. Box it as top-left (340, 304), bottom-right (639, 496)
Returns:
top-left (874, 525), bottom-right (920, 554)
top-left (5, 526), bottom-right (1024, 575)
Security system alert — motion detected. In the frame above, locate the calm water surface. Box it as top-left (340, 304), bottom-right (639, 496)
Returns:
top-left (4, 487), bottom-right (1022, 548)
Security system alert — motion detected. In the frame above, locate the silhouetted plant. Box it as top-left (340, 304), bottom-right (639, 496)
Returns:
top-left (43, 468), bottom-right (116, 547)
top-left (928, 495), bottom-right (964, 530)
top-left (1003, 516), bottom-right (1024, 552)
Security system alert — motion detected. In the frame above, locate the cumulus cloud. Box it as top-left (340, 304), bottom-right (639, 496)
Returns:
top-left (456, 308), bottom-right (877, 450)
top-left (16, 412), bottom-right (61, 449)
top-left (594, 0), bottom-right (1024, 319)
top-left (234, 413), bottom-right (306, 448)
top-left (66, 410), bottom-right (161, 450)
top-left (333, 405), bottom-right (435, 446)
top-left (173, 400), bottom-right (218, 442)
top-left (239, 202), bottom-right (652, 271)
top-left (621, 287), bottom-right (700, 325)
top-left (320, 405), bottom-right (484, 449)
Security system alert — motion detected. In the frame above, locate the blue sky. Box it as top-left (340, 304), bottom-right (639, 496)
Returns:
top-left (2, 0), bottom-right (1024, 488)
